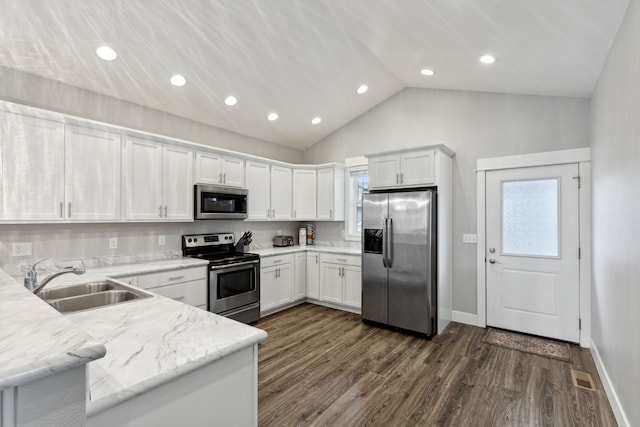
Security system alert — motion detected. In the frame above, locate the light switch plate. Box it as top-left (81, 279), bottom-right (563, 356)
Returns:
top-left (158, 235), bottom-right (166, 246)
top-left (12, 242), bottom-right (32, 256)
top-left (109, 237), bottom-right (118, 249)
top-left (463, 234), bottom-right (477, 244)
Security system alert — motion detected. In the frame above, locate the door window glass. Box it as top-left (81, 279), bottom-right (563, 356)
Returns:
top-left (502, 178), bottom-right (559, 257)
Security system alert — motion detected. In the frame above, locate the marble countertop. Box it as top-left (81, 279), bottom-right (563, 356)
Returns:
top-left (251, 245), bottom-right (361, 257)
top-left (0, 257), bottom-right (267, 416)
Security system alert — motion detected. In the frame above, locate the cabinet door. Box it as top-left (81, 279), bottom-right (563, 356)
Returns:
top-left (343, 265), bottom-right (362, 309)
top-left (270, 166), bottom-right (292, 220)
top-left (306, 253), bottom-right (320, 300)
top-left (400, 150), bottom-right (435, 186)
top-left (125, 137), bottom-right (163, 220)
top-left (276, 264), bottom-right (294, 305)
top-left (292, 169), bottom-right (316, 220)
top-left (245, 161), bottom-right (271, 220)
top-left (65, 126), bottom-right (121, 220)
top-left (294, 252), bottom-right (306, 300)
top-left (221, 156), bottom-right (245, 187)
top-left (260, 267), bottom-right (278, 313)
top-left (163, 145), bottom-right (193, 220)
top-left (316, 168), bottom-right (334, 220)
top-left (320, 263), bottom-right (342, 304)
top-left (194, 152), bottom-right (222, 185)
top-left (1, 113), bottom-right (65, 220)
top-left (368, 154), bottom-right (399, 189)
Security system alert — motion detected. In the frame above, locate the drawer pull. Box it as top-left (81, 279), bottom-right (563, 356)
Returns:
top-left (336, 258), bottom-right (347, 262)
top-left (168, 276), bottom-right (185, 281)
top-left (272, 260), bottom-right (282, 264)
top-left (173, 296), bottom-right (185, 301)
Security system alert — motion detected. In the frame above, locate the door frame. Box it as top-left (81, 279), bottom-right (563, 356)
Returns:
top-left (476, 148), bottom-right (591, 347)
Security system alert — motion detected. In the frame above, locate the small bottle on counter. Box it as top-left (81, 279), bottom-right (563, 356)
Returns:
top-left (299, 228), bottom-right (307, 246)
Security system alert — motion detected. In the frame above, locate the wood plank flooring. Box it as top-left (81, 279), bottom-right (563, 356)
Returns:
top-left (256, 303), bottom-right (616, 427)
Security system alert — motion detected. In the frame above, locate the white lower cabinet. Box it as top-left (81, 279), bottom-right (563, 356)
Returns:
top-left (260, 254), bottom-right (294, 314)
top-left (319, 253), bottom-right (362, 310)
top-left (113, 266), bottom-right (207, 310)
top-left (306, 252), bottom-right (320, 300)
top-left (294, 252), bottom-right (306, 301)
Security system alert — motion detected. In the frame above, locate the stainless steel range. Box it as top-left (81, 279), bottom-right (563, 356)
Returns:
top-left (182, 233), bottom-right (260, 324)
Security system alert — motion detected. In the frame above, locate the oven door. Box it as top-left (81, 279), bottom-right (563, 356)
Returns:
top-left (195, 184), bottom-right (248, 220)
top-left (209, 260), bottom-right (259, 313)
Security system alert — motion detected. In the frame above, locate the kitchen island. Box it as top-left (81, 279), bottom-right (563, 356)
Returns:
top-left (0, 259), bottom-right (267, 426)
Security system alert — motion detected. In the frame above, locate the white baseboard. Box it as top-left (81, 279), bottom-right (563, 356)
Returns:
top-left (451, 310), bottom-right (479, 326)
top-left (590, 338), bottom-right (630, 427)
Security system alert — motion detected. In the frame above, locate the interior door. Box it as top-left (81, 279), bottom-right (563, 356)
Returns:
top-left (486, 164), bottom-right (580, 342)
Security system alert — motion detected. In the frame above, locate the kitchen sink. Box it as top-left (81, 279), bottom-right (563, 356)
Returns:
top-left (42, 280), bottom-right (151, 314)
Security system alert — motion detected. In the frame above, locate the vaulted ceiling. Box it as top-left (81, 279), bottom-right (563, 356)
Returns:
top-left (0, 0), bottom-right (630, 150)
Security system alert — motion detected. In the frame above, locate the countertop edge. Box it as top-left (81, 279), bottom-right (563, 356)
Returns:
top-left (252, 246), bottom-right (361, 257)
top-left (86, 329), bottom-right (267, 416)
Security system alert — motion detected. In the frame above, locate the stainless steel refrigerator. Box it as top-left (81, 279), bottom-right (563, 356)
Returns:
top-left (361, 189), bottom-right (437, 336)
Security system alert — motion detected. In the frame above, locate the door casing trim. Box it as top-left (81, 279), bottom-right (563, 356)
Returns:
top-left (476, 148), bottom-right (591, 347)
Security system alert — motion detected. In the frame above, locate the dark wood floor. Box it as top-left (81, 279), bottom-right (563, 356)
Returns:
top-left (256, 303), bottom-right (616, 427)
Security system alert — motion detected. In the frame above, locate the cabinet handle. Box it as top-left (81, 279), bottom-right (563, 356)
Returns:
top-left (168, 276), bottom-right (185, 281)
top-left (272, 209), bottom-right (275, 217)
top-left (223, 173), bottom-right (226, 183)
top-left (59, 202), bottom-right (64, 218)
top-left (316, 255), bottom-right (319, 264)
top-left (329, 209), bottom-right (332, 219)
top-left (401, 173), bottom-right (404, 184)
top-left (267, 208), bottom-right (270, 218)
top-left (67, 202), bottom-right (72, 218)
top-left (164, 205), bottom-right (168, 218)
top-left (159, 205), bottom-right (163, 217)
top-left (293, 209), bottom-right (296, 218)
top-left (219, 173), bottom-right (223, 183)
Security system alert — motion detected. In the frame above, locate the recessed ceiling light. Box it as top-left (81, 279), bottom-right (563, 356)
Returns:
top-left (170, 74), bottom-right (186, 87)
top-left (267, 112), bottom-right (279, 121)
top-left (479, 55), bottom-right (496, 64)
top-left (311, 117), bottom-right (322, 125)
top-left (224, 96), bottom-right (238, 106)
top-left (96, 45), bottom-right (117, 61)
top-left (356, 85), bottom-right (368, 95)
top-left (420, 68), bottom-right (435, 76)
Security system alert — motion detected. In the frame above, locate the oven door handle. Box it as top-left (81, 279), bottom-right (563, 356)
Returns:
top-left (209, 260), bottom-right (260, 271)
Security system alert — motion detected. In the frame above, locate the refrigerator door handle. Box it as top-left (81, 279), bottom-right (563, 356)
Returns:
top-left (387, 217), bottom-right (393, 268)
top-left (382, 217), bottom-right (388, 268)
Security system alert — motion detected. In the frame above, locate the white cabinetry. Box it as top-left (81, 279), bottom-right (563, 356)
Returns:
top-left (294, 252), bottom-right (306, 301)
top-left (116, 266), bottom-right (207, 310)
top-left (260, 254), bottom-right (294, 314)
top-left (306, 252), bottom-right (320, 300)
top-left (292, 169), bottom-right (316, 220)
top-left (320, 253), bottom-right (361, 310)
top-left (0, 114), bottom-right (122, 221)
top-left (125, 137), bottom-right (193, 221)
top-left (245, 161), bottom-right (291, 220)
top-left (65, 125), bottom-right (121, 221)
top-left (316, 166), bottom-right (345, 221)
top-left (369, 148), bottom-right (435, 190)
top-left (195, 152), bottom-right (244, 188)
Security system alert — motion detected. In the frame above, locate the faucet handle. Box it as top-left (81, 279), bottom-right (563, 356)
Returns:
top-left (24, 257), bottom-right (50, 290)
top-left (25, 257), bottom-right (50, 277)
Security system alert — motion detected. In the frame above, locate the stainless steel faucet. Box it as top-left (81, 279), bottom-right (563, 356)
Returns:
top-left (24, 258), bottom-right (86, 296)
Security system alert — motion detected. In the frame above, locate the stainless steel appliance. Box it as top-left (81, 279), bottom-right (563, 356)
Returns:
top-left (361, 189), bottom-right (437, 336)
top-left (182, 233), bottom-right (260, 323)
top-left (194, 185), bottom-right (248, 220)
top-left (273, 235), bottom-right (294, 247)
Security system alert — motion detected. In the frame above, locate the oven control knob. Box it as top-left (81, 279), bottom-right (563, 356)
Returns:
top-left (194, 238), bottom-right (198, 243)
top-left (188, 238), bottom-right (192, 243)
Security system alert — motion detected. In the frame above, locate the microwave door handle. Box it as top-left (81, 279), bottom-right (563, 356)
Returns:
top-left (382, 218), bottom-right (388, 268)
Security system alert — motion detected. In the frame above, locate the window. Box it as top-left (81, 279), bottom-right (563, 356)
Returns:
top-left (345, 166), bottom-right (368, 241)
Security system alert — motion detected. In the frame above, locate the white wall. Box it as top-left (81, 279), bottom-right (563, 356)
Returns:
top-left (304, 87), bottom-right (590, 314)
top-left (0, 67), bottom-right (303, 164)
top-left (590, 0), bottom-right (639, 424)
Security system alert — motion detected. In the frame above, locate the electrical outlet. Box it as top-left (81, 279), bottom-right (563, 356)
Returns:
top-left (158, 235), bottom-right (166, 246)
top-left (277, 230), bottom-right (283, 236)
top-left (109, 237), bottom-right (118, 249)
top-left (463, 234), bottom-right (477, 244)
top-left (12, 242), bottom-right (32, 257)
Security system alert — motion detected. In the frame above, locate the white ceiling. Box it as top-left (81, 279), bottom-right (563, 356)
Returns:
top-left (0, 0), bottom-right (630, 150)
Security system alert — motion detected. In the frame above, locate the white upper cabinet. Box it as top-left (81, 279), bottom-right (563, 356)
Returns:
top-left (65, 126), bottom-right (121, 221)
top-left (369, 148), bottom-right (436, 189)
top-left (270, 166), bottom-right (292, 220)
top-left (195, 152), bottom-right (244, 188)
top-left (125, 137), bottom-right (193, 221)
top-left (1, 113), bottom-right (65, 221)
top-left (292, 169), bottom-right (316, 220)
top-left (316, 167), bottom-right (345, 221)
top-left (245, 161), bottom-right (291, 221)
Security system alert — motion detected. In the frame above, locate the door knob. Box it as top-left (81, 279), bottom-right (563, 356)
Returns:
top-left (489, 248), bottom-right (496, 253)
top-left (489, 259), bottom-right (497, 264)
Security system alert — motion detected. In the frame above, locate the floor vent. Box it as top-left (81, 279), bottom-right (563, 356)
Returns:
top-left (571, 369), bottom-right (595, 391)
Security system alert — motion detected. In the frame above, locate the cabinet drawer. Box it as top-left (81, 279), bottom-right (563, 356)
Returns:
top-left (260, 254), bottom-right (294, 268)
top-left (319, 253), bottom-right (361, 267)
top-left (136, 266), bottom-right (207, 290)
top-left (149, 279), bottom-right (207, 307)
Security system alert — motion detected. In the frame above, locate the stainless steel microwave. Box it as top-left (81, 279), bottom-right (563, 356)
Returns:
top-left (194, 185), bottom-right (248, 220)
